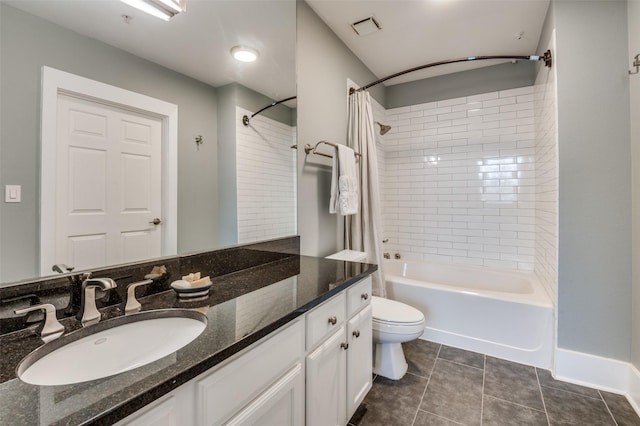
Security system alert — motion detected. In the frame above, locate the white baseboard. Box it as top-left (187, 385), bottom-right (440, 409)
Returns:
top-left (629, 364), bottom-right (640, 416)
top-left (555, 348), bottom-right (640, 416)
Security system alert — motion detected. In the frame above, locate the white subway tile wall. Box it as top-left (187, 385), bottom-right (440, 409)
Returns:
top-left (236, 107), bottom-right (297, 244)
top-left (380, 86), bottom-right (540, 271)
top-left (534, 44), bottom-right (559, 303)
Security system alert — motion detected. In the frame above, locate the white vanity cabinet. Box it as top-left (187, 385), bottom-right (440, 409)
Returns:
top-left (117, 275), bottom-right (372, 426)
top-left (306, 276), bottom-right (373, 426)
top-left (117, 320), bottom-right (304, 426)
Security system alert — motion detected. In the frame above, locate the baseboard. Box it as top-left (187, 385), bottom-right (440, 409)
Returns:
top-left (555, 348), bottom-right (640, 416)
top-left (629, 364), bottom-right (640, 416)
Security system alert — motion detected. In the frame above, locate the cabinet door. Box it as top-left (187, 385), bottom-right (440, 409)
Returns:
top-left (346, 304), bottom-right (372, 419)
top-left (306, 327), bottom-right (347, 426)
top-left (226, 364), bottom-right (304, 426)
top-left (116, 395), bottom-right (178, 426)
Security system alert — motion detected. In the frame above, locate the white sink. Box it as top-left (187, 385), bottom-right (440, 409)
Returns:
top-left (17, 309), bottom-right (207, 386)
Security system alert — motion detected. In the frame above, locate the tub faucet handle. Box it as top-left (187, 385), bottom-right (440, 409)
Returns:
top-left (394, 253), bottom-right (401, 260)
top-left (383, 252), bottom-right (390, 259)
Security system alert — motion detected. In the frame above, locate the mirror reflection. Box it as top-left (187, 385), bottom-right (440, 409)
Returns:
top-left (0, 0), bottom-right (297, 285)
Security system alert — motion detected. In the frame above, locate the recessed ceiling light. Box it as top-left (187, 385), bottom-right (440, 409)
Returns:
top-left (231, 46), bottom-right (259, 63)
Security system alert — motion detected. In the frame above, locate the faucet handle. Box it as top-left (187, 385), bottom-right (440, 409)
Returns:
top-left (124, 279), bottom-right (153, 314)
top-left (14, 303), bottom-right (64, 342)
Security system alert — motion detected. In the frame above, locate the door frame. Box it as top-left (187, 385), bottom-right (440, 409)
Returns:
top-left (39, 66), bottom-right (178, 276)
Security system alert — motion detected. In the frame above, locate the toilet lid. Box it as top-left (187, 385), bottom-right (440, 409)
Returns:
top-left (372, 297), bottom-right (425, 325)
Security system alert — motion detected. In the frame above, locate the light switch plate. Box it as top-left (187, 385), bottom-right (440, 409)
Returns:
top-left (5, 185), bottom-right (21, 203)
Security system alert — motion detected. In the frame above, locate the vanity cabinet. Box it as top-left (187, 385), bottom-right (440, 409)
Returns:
top-left (306, 276), bottom-right (372, 426)
top-left (117, 275), bottom-right (372, 426)
top-left (117, 320), bottom-right (304, 426)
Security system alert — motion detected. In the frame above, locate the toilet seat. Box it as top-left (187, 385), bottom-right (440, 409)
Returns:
top-left (372, 296), bottom-right (425, 325)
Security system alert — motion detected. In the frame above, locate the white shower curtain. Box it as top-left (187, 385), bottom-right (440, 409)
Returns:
top-left (346, 90), bottom-right (386, 298)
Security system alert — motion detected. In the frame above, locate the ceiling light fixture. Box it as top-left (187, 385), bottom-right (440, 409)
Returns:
top-left (120, 0), bottom-right (186, 21)
top-left (231, 46), bottom-right (259, 63)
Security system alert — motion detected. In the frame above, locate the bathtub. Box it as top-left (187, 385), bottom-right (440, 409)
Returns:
top-left (384, 259), bottom-right (554, 369)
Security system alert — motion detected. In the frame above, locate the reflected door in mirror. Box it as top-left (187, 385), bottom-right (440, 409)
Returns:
top-left (49, 95), bottom-right (162, 273)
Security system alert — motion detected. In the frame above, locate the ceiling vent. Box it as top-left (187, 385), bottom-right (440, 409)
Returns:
top-left (351, 16), bottom-right (381, 37)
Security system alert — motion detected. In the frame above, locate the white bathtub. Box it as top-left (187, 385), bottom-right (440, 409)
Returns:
top-left (384, 259), bottom-right (554, 369)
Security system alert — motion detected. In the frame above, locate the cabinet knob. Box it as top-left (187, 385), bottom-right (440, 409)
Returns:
top-left (352, 330), bottom-right (360, 338)
top-left (341, 342), bottom-right (349, 350)
top-left (328, 316), bottom-right (337, 325)
top-left (361, 293), bottom-right (369, 301)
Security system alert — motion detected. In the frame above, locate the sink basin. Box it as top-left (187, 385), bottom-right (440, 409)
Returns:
top-left (17, 309), bottom-right (207, 386)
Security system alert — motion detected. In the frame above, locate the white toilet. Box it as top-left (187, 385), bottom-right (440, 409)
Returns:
top-left (372, 296), bottom-right (426, 380)
top-left (326, 250), bottom-right (426, 380)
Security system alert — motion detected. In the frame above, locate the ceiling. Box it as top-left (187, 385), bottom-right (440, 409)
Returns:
top-left (3, 0), bottom-right (296, 100)
top-left (305, 0), bottom-right (550, 86)
top-left (4, 0), bottom-right (550, 95)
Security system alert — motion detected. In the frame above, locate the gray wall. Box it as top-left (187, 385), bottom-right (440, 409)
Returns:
top-left (551, 0), bottom-right (633, 361)
top-left (0, 4), bottom-right (219, 282)
top-left (296, 1), bottom-right (383, 257)
top-left (386, 61), bottom-right (536, 108)
top-left (629, 0), bottom-right (640, 370)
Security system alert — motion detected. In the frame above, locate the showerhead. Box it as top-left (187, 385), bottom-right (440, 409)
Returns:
top-left (375, 121), bottom-right (392, 135)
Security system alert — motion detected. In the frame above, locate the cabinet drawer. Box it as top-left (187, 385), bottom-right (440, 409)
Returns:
top-left (346, 276), bottom-right (372, 317)
top-left (306, 293), bottom-right (346, 350)
top-left (196, 320), bottom-right (303, 425)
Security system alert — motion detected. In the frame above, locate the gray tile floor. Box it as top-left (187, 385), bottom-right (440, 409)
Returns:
top-left (349, 340), bottom-right (640, 426)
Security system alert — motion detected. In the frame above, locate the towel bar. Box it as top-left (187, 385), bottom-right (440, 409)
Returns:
top-left (304, 141), bottom-right (361, 159)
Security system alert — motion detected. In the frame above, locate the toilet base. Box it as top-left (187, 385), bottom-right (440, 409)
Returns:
top-left (373, 342), bottom-right (408, 380)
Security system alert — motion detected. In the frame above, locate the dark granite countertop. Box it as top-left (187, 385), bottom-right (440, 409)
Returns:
top-left (0, 254), bottom-right (376, 425)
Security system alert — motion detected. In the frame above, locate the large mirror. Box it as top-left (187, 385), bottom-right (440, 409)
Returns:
top-left (0, 0), bottom-right (297, 285)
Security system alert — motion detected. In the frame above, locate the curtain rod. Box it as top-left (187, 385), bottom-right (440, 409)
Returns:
top-left (242, 95), bottom-right (297, 126)
top-left (349, 50), bottom-right (552, 95)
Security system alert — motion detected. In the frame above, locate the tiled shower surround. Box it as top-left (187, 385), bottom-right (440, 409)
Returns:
top-left (236, 107), bottom-right (297, 244)
top-left (378, 84), bottom-right (557, 280)
top-left (533, 42), bottom-right (559, 302)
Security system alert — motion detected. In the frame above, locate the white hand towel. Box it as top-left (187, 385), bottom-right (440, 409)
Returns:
top-left (329, 144), bottom-right (359, 215)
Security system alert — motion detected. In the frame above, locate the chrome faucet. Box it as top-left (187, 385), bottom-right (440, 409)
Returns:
top-left (77, 278), bottom-right (117, 326)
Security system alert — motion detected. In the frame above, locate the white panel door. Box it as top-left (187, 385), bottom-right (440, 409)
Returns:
top-left (55, 94), bottom-right (162, 270)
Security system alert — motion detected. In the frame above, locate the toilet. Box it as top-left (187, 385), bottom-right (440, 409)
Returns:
top-left (326, 250), bottom-right (426, 381)
top-left (372, 296), bottom-right (425, 380)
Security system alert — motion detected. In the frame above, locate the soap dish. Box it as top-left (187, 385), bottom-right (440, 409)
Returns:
top-left (170, 280), bottom-right (212, 298)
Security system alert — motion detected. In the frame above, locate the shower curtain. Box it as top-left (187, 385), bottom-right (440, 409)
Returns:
top-left (346, 90), bottom-right (386, 298)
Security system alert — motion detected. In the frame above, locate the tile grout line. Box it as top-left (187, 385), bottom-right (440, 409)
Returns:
top-left (410, 344), bottom-right (442, 426)
top-left (535, 368), bottom-right (551, 426)
top-left (484, 394), bottom-right (547, 413)
top-left (418, 409), bottom-right (466, 426)
top-left (598, 389), bottom-right (620, 426)
top-left (480, 354), bottom-right (486, 426)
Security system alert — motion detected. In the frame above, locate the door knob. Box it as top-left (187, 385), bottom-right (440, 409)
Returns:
top-left (149, 218), bottom-right (162, 225)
